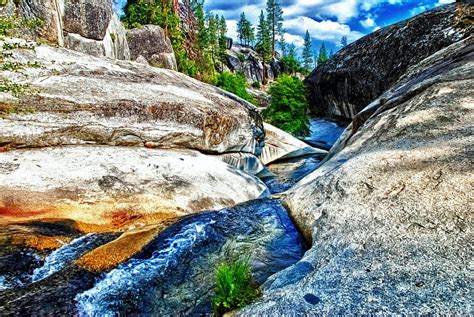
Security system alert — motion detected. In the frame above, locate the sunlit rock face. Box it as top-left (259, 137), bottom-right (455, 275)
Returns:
top-left (0, 41), bottom-right (264, 155)
top-left (241, 28), bottom-right (473, 316)
top-left (305, 4), bottom-right (467, 120)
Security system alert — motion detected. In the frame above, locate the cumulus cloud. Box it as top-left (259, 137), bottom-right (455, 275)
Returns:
top-left (359, 16), bottom-right (377, 29)
top-left (284, 16), bottom-right (364, 45)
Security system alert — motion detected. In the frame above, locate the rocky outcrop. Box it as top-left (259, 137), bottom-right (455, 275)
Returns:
top-left (226, 44), bottom-right (281, 84)
top-left (127, 25), bottom-right (178, 71)
top-left (242, 31), bottom-right (473, 316)
top-left (305, 4), bottom-right (468, 119)
top-left (0, 0), bottom-right (130, 60)
top-left (0, 40), bottom-right (263, 154)
top-left (0, 38), bottom-right (267, 228)
top-left (260, 123), bottom-right (327, 165)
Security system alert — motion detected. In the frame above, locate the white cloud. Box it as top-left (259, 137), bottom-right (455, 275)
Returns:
top-left (284, 16), bottom-right (364, 47)
top-left (360, 17), bottom-right (377, 29)
top-left (436, 0), bottom-right (454, 5)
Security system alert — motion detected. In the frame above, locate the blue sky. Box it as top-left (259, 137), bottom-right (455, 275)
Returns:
top-left (114, 0), bottom-right (454, 53)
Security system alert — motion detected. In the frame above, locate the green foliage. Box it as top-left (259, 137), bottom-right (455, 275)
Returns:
top-left (237, 12), bottom-right (254, 46)
top-left (281, 44), bottom-right (301, 75)
top-left (266, 0), bottom-right (284, 57)
top-left (302, 30), bottom-right (313, 74)
top-left (213, 259), bottom-right (261, 315)
top-left (0, 78), bottom-right (33, 97)
top-left (237, 52), bottom-right (245, 63)
top-left (216, 72), bottom-right (254, 103)
top-left (251, 81), bottom-right (261, 89)
top-left (317, 42), bottom-right (328, 66)
top-left (255, 10), bottom-right (272, 63)
top-left (262, 75), bottom-right (309, 136)
top-left (0, 16), bottom-right (44, 37)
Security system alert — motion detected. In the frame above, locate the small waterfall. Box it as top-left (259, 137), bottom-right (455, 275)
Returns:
top-left (31, 234), bottom-right (99, 282)
top-left (75, 220), bottom-right (214, 316)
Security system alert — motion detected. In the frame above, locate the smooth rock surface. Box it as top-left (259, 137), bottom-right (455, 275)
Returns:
top-left (127, 25), bottom-right (177, 70)
top-left (0, 40), bottom-right (264, 155)
top-left (0, 146), bottom-right (269, 227)
top-left (242, 34), bottom-right (474, 315)
top-left (305, 4), bottom-right (467, 119)
top-left (259, 123), bottom-right (327, 165)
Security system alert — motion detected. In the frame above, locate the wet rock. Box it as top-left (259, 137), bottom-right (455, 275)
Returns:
top-left (305, 4), bottom-right (468, 119)
top-left (0, 40), bottom-right (264, 155)
top-left (241, 32), bottom-right (473, 315)
top-left (74, 199), bottom-right (306, 316)
top-left (127, 25), bottom-right (177, 71)
top-left (260, 123), bottom-right (327, 165)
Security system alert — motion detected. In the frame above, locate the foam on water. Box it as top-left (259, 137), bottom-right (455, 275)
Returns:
top-left (31, 234), bottom-right (97, 282)
top-left (75, 220), bottom-right (213, 316)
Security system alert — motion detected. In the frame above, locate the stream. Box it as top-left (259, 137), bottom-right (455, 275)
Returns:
top-left (0, 117), bottom-right (346, 315)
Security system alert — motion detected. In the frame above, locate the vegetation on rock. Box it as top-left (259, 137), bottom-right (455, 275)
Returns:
top-left (213, 258), bottom-right (261, 315)
top-left (262, 75), bottom-right (309, 136)
top-left (216, 72), bottom-right (255, 104)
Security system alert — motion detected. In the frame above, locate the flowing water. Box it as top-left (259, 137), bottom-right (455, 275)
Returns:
top-left (0, 117), bottom-right (345, 315)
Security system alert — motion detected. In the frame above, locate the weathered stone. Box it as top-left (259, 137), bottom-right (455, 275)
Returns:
top-left (63, 0), bottom-right (113, 41)
top-left (127, 25), bottom-right (177, 71)
top-left (241, 34), bottom-right (473, 315)
top-left (18, 0), bottom-right (65, 45)
top-left (225, 44), bottom-right (282, 84)
top-left (0, 146), bottom-right (269, 228)
top-left (305, 4), bottom-right (468, 119)
top-left (63, 14), bottom-right (130, 60)
top-left (0, 40), bottom-right (264, 155)
top-left (260, 123), bottom-right (327, 165)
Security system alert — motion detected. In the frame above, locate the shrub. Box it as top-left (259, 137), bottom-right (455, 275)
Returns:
top-left (216, 72), bottom-right (254, 104)
top-left (237, 52), bottom-right (245, 63)
top-left (251, 81), bottom-right (261, 89)
top-left (262, 75), bottom-right (309, 136)
top-left (213, 259), bottom-right (261, 315)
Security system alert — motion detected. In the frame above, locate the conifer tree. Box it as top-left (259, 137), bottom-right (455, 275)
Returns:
top-left (218, 15), bottom-right (228, 61)
top-left (256, 10), bottom-right (272, 62)
top-left (302, 30), bottom-right (312, 73)
top-left (266, 0), bottom-right (284, 57)
top-left (340, 35), bottom-right (348, 47)
top-left (317, 42), bottom-right (328, 65)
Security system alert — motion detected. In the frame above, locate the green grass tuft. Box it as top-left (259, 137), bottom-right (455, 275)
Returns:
top-left (213, 258), bottom-right (261, 316)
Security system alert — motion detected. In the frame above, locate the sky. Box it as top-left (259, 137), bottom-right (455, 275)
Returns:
top-left (114, 0), bottom-right (455, 54)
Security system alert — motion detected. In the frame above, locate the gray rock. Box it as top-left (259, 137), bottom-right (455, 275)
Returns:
top-left (63, 32), bottom-right (105, 57)
top-left (0, 40), bottom-right (264, 155)
top-left (305, 4), bottom-right (468, 119)
top-left (241, 34), bottom-right (473, 315)
top-left (127, 25), bottom-right (177, 71)
top-left (63, 0), bottom-right (113, 41)
top-left (0, 146), bottom-right (269, 226)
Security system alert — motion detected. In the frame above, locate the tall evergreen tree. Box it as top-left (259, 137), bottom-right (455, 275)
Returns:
top-left (237, 12), bottom-right (248, 45)
top-left (317, 42), bottom-right (328, 65)
top-left (278, 34), bottom-right (287, 56)
top-left (340, 35), bottom-right (348, 47)
top-left (256, 10), bottom-right (272, 62)
top-left (218, 15), bottom-right (228, 61)
top-left (207, 13), bottom-right (218, 62)
top-left (302, 30), bottom-right (312, 73)
top-left (244, 19), bottom-right (255, 46)
top-left (281, 43), bottom-right (300, 75)
top-left (266, 0), bottom-right (284, 57)
top-left (195, 1), bottom-right (207, 50)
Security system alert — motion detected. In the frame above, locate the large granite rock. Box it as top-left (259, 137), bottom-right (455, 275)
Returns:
top-left (1, 0), bottom-right (130, 60)
top-left (127, 25), bottom-right (177, 71)
top-left (305, 3), bottom-right (468, 119)
top-left (0, 146), bottom-right (269, 228)
top-left (241, 33), bottom-right (473, 315)
top-left (63, 0), bottom-right (112, 40)
top-left (226, 44), bottom-right (281, 84)
top-left (0, 40), bottom-right (263, 155)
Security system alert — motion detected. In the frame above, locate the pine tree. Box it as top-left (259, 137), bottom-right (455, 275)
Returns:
top-left (195, 1), bottom-right (207, 50)
top-left (256, 10), bottom-right (271, 62)
top-left (329, 48), bottom-right (334, 58)
top-left (317, 42), bottom-right (328, 65)
top-left (218, 15), bottom-right (228, 61)
top-left (340, 35), bottom-right (348, 48)
top-left (278, 34), bottom-right (287, 56)
top-left (266, 0), bottom-right (284, 57)
top-left (207, 13), bottom-right (218, 62)
top-left (281, 43), bottom-right (300, 75)
top-left (237, 12), bottom-right (248, 45)
top-left (302, 30), bottom-right (312, 73)
top-left (243, 19), bottom-right (255, 46)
